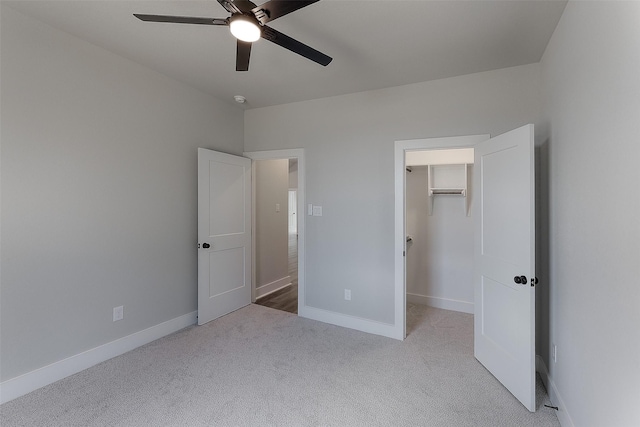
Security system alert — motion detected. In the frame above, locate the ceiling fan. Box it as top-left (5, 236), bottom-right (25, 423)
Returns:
top-left (134, 0), bottom-right (332, 71)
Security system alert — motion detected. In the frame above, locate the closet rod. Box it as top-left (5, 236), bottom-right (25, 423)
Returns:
top-left (429, 189), bottom-right (466, 196)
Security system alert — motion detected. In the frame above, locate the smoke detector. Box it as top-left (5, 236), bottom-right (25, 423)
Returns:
top-left (234, 95), bottom-right (247, 104)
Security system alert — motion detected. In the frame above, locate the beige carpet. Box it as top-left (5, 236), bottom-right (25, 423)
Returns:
top-left (0, 304), bottom-right (560, 426)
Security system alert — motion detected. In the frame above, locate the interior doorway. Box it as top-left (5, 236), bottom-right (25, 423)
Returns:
top-left (394, 135), bottom-right (489, 339)
top-left (404, 147), bottom-right (476, 335)
top-left (245, 150), bottom-right (304, 315)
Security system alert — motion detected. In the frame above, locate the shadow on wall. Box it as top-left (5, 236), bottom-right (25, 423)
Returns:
top-left (535, 140), bottom-right (551, 368)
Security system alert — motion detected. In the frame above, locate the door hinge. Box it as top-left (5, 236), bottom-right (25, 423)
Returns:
top-left (403, 251), bottom-right (405, 257)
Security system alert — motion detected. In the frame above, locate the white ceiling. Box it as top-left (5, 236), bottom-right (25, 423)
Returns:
top-left (5, 0), bottom-right (567, 109)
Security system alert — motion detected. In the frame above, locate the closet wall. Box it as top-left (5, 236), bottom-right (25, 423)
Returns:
top-left (405, 164), bottom-right (474, 313)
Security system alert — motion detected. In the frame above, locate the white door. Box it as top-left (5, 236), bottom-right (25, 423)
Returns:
top-left (197, 148), bottom-right (251, 325)
top-left (474, 124), bottom-right (536, 411)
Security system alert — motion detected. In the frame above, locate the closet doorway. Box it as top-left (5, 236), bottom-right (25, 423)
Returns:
top-left (393, 134), bottom-right (489, 337)
top-left (405, 147), bottom-right (476, 334)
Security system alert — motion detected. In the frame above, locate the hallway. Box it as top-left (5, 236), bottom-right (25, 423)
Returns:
top-left (255, 233), bottom-right (298, 314)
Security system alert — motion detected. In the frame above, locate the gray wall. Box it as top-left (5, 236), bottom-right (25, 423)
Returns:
top-left (540, 2), bottom-right (640, 425)
top-left (245, 63), bottom-right (543, 324)
top-left (289, 159), bottom-right (298, 190)
top-left (0, 6), bottom-right (244, 381)
top-left (255, 159), bottom-right (289, 289)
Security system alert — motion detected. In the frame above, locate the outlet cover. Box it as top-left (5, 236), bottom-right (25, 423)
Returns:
top-left (113, 305), bottom-right (124, 322)
top-left (344, 289), bottom-right (351, 301)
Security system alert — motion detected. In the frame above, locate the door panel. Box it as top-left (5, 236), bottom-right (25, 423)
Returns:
top-left (208, 248), bottom-right (246, 297)
top-left (474, 124), bottom-right (535, 411)
top-left (198, 148), bottom-right (251, 325)
top-left (480, 145), bottom-right (529, 265)
top-left (208, 160), bottom-right (246, 236)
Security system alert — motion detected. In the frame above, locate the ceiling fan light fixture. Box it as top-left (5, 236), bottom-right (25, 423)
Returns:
top-left (229, 15), bottom-right (261, 42)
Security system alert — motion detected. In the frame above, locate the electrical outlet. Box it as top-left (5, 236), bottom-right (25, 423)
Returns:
top-left (344, 289), bottom-right (351, 301)
top-left (552, 344), bottom-right (557, 363)
top-left (113, 305), bottom-right (124, 322)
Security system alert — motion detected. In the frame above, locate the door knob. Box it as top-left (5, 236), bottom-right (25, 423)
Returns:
top-left (514, 275), bottom-right (527, 285)
top-left (202, 243), bottom-right (210, 249)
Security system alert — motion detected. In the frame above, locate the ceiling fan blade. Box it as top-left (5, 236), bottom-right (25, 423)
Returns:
top-left (134, 14), bottom-right (228, 26)
top-left (217, 0), bottom-right (258, 14)
top-left (236, 40), bottom-right (252, 71)
top-left (261, 26), bottom-right (332, 66)
top-left (252, 0), bottom-right (319, 24)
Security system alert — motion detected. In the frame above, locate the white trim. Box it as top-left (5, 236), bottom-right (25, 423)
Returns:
top-left (244, 149), bottom-right (305, 316)
top-left (536, 356), bottom-right (575, 427)
top-left (255, 276), bottom-right (291, 299)
top-left (394, 142), bottom-right (407, 339)
top-left (0, 311), bottom-right (197, 404)
top-left (299, 305), bottom-right (401, 340)
top-left (407, 293), bottom-right (474, 314)
top-left (394, 135), bottom-right (490, 341)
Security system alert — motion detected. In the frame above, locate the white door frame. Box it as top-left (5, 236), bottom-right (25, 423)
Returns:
top-left (393, 135), bottom-right (489, 339)
top-left (244, 149), bottom-right (305, 311)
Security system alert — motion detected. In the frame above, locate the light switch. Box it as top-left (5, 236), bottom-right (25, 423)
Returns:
top-left (276, 203), bottom-right (280, 213)
top-left (312, 206), bottom-right (323, 217)
top-left (308, 204), bottom-right (313, 216)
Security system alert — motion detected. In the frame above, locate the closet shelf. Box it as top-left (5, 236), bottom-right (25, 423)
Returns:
top-left (427, 164), bottom-right (470, 216)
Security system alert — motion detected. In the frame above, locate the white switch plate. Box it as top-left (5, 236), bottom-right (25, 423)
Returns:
top-left (113, 305), bottom-right (124, 322)
top-left (308, 204), bottom-right (313, 216)
top-left (344, 289), bottom-right (351, 301)
top-left (276, 203), bottom-right (280, 212)
top-left (312, 206), bottom-right (323, 216)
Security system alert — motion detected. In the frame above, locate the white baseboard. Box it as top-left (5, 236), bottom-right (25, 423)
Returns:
top-left (255, 276), bottom-right (291, 299)
top-left (407, 293), bottom-right (474, 314)
top-left (536, 355), bottom-right (575, 427)
top-left (0, 311), bottom-right (197, 405)
top-left (299, 305), bottom-right (402, 340)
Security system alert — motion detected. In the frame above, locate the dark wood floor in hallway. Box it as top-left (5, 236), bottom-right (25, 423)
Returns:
top-left (255, 233), bottom-right (298, 314)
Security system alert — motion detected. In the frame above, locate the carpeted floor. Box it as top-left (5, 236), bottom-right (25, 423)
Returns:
top-left (0, 304), bottom-right (560, 426)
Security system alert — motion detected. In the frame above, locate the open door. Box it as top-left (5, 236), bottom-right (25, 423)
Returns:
top-left (474, 124), bottom-right (536, 411)
top-left (197, 148), bottom-right (251, 325)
